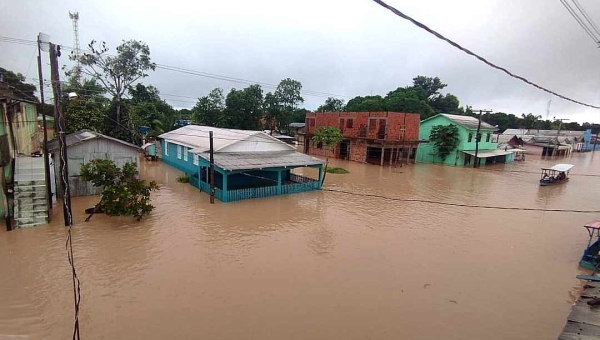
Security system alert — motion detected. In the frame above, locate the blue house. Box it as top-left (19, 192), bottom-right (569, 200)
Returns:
top-left (159, 125), bottom-right (326, 202)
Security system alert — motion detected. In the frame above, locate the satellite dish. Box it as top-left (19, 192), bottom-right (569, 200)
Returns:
top-left (38, 32), bottom-right (50, 52)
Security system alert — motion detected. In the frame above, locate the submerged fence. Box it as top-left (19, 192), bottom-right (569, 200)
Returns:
top-left (197, 173), bottom-right (320, 203)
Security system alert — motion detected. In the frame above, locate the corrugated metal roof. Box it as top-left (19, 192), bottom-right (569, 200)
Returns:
top-left (47, 130), bottom-right (141, 152)
top-left (440, 114), bottom-right (498, 131)
top-left (462, 149), bottom-right (512, 157)
top-left (159, 125), bottom-right (294, 153)
top-left (289, 123), bottom-right (306, 128)
top-left (197, 151), bottom-right (325, 171)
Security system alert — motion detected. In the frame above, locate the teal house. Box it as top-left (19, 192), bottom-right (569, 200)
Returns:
top-left (417, 114), bottom-right (514, 166)
top-left (159, 125), bottom-right (325, 202)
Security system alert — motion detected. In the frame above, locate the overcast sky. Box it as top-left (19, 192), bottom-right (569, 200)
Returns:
top-left (2, 0), bottom-right (600, 123)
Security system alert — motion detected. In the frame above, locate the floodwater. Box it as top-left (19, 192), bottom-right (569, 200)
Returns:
top-left (1, 152), bottom-right (599, 340)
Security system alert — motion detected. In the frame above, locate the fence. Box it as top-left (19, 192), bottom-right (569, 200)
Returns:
top-left (197, 173), bottom-right (320, 203)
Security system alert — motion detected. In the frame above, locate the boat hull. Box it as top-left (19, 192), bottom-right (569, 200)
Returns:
top-left (540, 178), bottom-right (569, 186)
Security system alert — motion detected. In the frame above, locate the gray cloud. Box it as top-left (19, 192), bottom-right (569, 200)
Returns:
top-left (2, 0), bottom-right (600, 122)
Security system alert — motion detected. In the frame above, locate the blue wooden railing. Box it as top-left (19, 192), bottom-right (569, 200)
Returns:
top-left (197, 173), bottom-right (320, 203)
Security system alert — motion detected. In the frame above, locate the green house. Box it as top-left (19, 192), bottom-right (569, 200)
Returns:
top-left (417, 114), bottom-right (514, 166)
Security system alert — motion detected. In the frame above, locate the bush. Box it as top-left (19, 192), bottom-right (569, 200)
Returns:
top-left (80, 159), bottom-right (159, 221)
top-left (326, 167), bottom-right (349, 174)
top-left (177, 174), bottom-right (190, 183)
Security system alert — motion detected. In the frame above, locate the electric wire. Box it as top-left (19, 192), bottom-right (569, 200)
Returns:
top-left (371, 0), bottom-right (600, 109)
top-left (571, 0), bottom-right (600, 36)
top-left (559, 0), bottom-right (600, 46)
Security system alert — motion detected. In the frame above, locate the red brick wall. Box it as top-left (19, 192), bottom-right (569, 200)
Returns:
top-left (349, 140), bottom-right (367, 162)
top-left (305, 112), bottom-right (420, 141)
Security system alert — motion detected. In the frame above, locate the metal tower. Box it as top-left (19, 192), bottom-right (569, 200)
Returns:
top-left (546, 100), bottom-right (552, 120)
top-left (69, 11), bottom-right (81, 83)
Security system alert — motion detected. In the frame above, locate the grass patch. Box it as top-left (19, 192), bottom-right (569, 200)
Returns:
top-left (177, 174), bottom-right (190, 183)
top-left (326, 167), bottom-right (349, 174)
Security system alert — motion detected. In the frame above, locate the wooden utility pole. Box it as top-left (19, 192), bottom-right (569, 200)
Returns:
top-left (473, 109), bottom-right (492, 168)
top-left (209, 131), bottom-right (215, 204)
top-left (37, 34), bottom-right (52, 213)
top-left (49, 43), bottom-right (72, 226)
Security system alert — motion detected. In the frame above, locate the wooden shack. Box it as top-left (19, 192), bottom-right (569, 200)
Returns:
top-left (47, 130), bottom-right (141, 197)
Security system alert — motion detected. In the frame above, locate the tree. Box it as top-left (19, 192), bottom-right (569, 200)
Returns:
top-left (291, 108), bottom-right (309, 123)
top-left (317, 97), bottom-right (345, 112)
top-left (429, 124), bottom-right (460, 161)
top-left (263, 91), bottom-right (281, 131)
top-left (79, 40), bottom-right (156, 130)
top-left (80, 159), bottom-right (159, 221)
top-left (521, 113), bottom-right (542, 130)
top-left (0, 67), bottom-right (37, 102)
top-left (192, 88), bottom-right (225, 127)
top-left (128, 84), bottom-right (176, 136)
top-left (312, 126), bottom-right (344, 157)
top-left (384, 87), bottom-right (434, 119)
top-left (274, 78), bottom-right (303, 132)
top-left (62, 77), bottom-right (109, 133)
top-left (223, 84), bottom-right (263, 130)
top-left (428, 93), bottom-right (460, 114)
top-left (346, 95), bottom-right (386, 112)
top-left (412, 76), bottom-right (447, 98)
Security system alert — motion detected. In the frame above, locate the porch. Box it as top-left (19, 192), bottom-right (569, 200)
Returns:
top-left (194, 168), bottom-right (323, 203)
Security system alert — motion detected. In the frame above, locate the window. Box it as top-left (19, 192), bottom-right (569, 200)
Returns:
top-left (486, 133), bottom-right (491, 142)
top-left (468, 133), bottom-right (473, 142)
top-left (193, 154), bottom-right (199, 165)
top-left (307, 118), bottom-right (315, 127)
top-left (317, 142), bottom-right (323, 149)
top-left (346, 119), bottom-right (354, 129)
top-left (339, 118), bottom-right (345, 130)
top-left (165, 141), bottom-right (169, 156)
top-left (369, 118), bottom-right (377, 131)
top-left (177, 145), bottom-right (182, 159)
top-left (183, 146), bottom-right (188, 161)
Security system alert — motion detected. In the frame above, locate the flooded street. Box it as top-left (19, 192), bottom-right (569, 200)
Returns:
top-left (1, 153), bottom-right (599, 339)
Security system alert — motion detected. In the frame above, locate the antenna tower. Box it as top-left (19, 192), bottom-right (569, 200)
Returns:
top-left (69, 11), bottom-right (81, 83)
top-left (546, 100), bottom-right (552, 120)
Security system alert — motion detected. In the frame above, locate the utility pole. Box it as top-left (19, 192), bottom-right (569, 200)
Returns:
top-left (473, 109), bottom-right (492, 168)
top-left (49, 43), bottom-right (72, 226)
top-left (209, 131), bottom-right (215, 204)
top-left (37, 33), bottom-right (52, 213)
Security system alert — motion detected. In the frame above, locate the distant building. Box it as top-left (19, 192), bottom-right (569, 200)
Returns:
top-left (501, 129), bottom-right (583, 156)
top-left (47, 130), bottom-right (141, 197)
top-left (288, 122), bottom-right (306, 144)
top-left (417, 114), bottom-right (513, 166)
top-left (159, 125), bottom-right (325, 202)
top-left (303, 111), bottom-right (422, 165)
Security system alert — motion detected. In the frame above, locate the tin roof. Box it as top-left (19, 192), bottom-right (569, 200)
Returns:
top-left (160, 125), bottom-right (295, 153)
top-left (462, 149), bottom-right (512, 157)
top-left (289, 123), bottom-right (306, 128)
top-left (197, 151), bottom-right (325, 171)
top-left (440, 114), bottom-right (498, 131)
top-left (47, 130), bottom-right (141, 152)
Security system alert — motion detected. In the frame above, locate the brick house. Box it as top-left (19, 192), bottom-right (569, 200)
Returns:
top-left (303, 112), bottom-right (422, 165)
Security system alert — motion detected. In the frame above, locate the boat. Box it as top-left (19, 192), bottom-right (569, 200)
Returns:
top-left (580, 218), bottom-right (600, 270)
top-left (539, 164), bottom-right (574, 186)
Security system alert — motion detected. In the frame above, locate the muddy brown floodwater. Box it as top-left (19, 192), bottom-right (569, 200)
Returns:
top-left (1, 152), bottom-right (599, 339)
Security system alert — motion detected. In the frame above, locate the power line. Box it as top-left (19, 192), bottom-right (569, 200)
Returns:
top-left (322, 188), bottom-right (600, 213)
top-left (571, 0), bottom-right (600, 37)
top-left (560, 0), bottom-right (600, 46)
top-left (371, 0), bottom-right (600, 109)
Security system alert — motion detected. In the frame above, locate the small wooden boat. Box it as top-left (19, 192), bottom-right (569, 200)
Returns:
top-left (539, 164), bottom-right (574, 186)
top-left (580, 218), bottom-right (600, 270)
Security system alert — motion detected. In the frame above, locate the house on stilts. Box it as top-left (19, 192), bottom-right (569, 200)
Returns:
top-left (158, 125), bottom-right (325, 202)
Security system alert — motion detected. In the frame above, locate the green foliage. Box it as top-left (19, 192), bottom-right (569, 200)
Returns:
top-left (129, 84), bottom-right (176, 136)
top-left (326, 167), bottom-right (349, 174)
top-left (291, 108), bottom-right (309, 123)
top-left (223, 84), bottom-right (264, 130)
top-left (346, 95), bottom-right (386, 112)
top-left (429, 124), bottom-right (460, 160)
top-left (80, 159), bottom-right (159, 221)
top-left (521, 113), bottom-right (542, 130)
top-left (62, 77), bottom-right (108, 133)
top-left (412, 76), bottom-right (447, 98)
top-left (78, 40), bottom-right (156, 131)
top-left (312, 126), bottom-right (344, 148)
top-left (177, 174), bottom-right (190, 183)
top-left (274, 78), bottom-right (304, 132)
top-left (0, 67), bottom-right (37, 102)
top-left (317, 97), bottom-right (346, 112)
top-left (192, 88), bottom-right (225, 127)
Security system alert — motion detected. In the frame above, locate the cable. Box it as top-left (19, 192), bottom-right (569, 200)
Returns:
top-left (371, 0), bottom-right (600, 109)
top-left (323, 188), bottom-right (600, 213)
top-left (572, 0), bottom-right (600, 36)
top-left (560, 0), bottom-right (600, 46)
